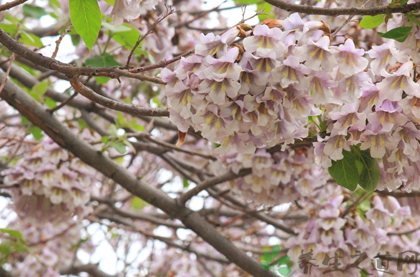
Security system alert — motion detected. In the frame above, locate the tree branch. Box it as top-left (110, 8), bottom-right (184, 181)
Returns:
top-left (70, 78), bottom-right (169, 117)
top-left (0, 0), bottom-right (27, 11)
top-left (178, 168), bottom-right (252, 205)
top-left (265, 0), bottom-right (420, 16)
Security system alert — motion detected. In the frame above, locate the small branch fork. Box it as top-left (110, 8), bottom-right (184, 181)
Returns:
top-left (125, 6), bottom-right (176, 68)
top-left (265, 0), bottom-right (420, 16)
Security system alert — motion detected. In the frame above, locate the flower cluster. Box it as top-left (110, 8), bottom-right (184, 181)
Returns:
top-left (2, 138), bottom-right (93, 222)
top-left (315, 38), bottom-right (420, 191)
top-left (221, 147), bottom-right (327, 205)
top-left (285, 186), bottom-right (415, 276)
top-left (9, 215), bottom-right (92, 277)
top-left (163, 14), bottom-right (367, 154)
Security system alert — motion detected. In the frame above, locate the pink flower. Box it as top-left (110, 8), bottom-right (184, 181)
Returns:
top-left (295, 36), bottom-right (337, 71)
top-left (336, 39), bottom-right (368, 75)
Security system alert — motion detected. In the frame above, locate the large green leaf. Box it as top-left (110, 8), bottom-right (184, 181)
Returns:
top-left (378, 26), bottom-right (412, 42)
top-left (328, 149), bottom-right (360, 191)
top-left (353, 148), bottom-right (381, 192)
top-left (328, 146), bottom-right (380, 192)
top-left (69, 0), bottom-right (102, 49)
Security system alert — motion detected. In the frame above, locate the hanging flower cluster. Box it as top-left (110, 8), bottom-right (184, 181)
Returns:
top-left (9, 213), bottom-right (92, 277)
top-left (315, 38), bottom-right (420, 192)
top-left (2, 138), bottom-right (93, 222)
top-left (285, 186), bottom-right (415, 276)
top-left (221, 147), bottom-right (327, 205)
top-left (163, 14), bottom-right (368, 154)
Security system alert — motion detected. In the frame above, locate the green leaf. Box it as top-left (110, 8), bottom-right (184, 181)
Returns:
top-left (23, 4), bottom-right (47, 18)
top-left (112, 24), bottom-right (145, 55)
top-left (70, 34), bottom-right (81, 46)
top-left (101, 136), bottom-right (109, 144)
top-left (278, 267), bottom-right (292, 276)
top-left (44, 97), bottom-right (57, 108)
top-left (183, 178), bottom-right (190, 188)
top-left (29, 126), bottom-right (43, 140)
top-left (256, 2), bottom-right (275, 22)
top-left (406, 13), bottom-right (420, 28)
top-left (108, 124), bottom-right (118, 136)
top-left (131, 197), bottom-right (148, 210)
top-left (69, 0), bottom-right (102, 49)
top-left (357, 194), bottom-right (372, 212)
top-left (128, 119), bottom-right (144, 131)
top-left (14, 243), bottom-right (29, 252)
top-left (353, 148), bottom-right (380, 191)
top-left (328, 149), bottom-right (360, 191)
top-left (271, 245), bottom-right (281, 258)
top-left (277, 256), bottom-right (290, 265)
top-left (0, 23), bottom-right (17, 36)
top-left (30, 81), bottom-right (48, 102)
top-left (19, 32), bottom-right (43, 47)
top-left (122, 140), bottom-right (136, 153)
top-left (110, 141), bottom-right (126, 154)
top-left (77, 118), bottom-right (88, 129)
top-left (48, 0), bottom-right (61, 8)
top-left (263, 251), bottom-right (273, 262)
top-left (390, 0), bottom-right (409, 6)
top-left (260, 261), bottom-right (271, 270)
top-left (151, 97), bottom-right (161, 107)
top-left (103, 0), bottom-right (115, 5)
top-left (359, 15), bottom-right (384, 29)
top-left (85, 53), bottom-right (121, 67)
top-left (102, 21), bottom-right (131, 33)
top-left (0, 228), bottom-right (24, 241)
top-left (377, 26), bottom-right (412, 42)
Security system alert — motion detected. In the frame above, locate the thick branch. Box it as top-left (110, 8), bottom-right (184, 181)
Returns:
top-left (265, 0), bottom-right (420, 16)
top-left (0, 70), bottom-right (273, 277)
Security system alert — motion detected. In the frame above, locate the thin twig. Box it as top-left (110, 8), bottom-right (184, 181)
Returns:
top-left (51, 24), bottom-right (72, 59)
top-left (125, 6), bottom-right (175, 68)
top-left (128, 50), bottom-right (193, 73)
top-left (178, 169), bottom-right (252, 205)
top-left (48, 90), bottom-right (78, 113)
top-left (0, 54), bottom-right (14, 94)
